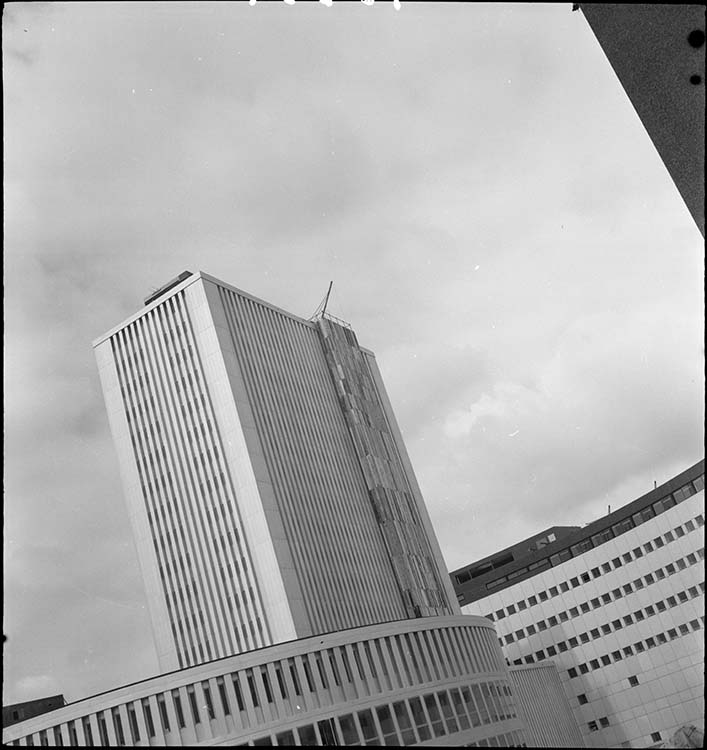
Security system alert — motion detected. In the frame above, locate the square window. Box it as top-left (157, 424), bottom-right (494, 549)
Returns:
top-left (633, 578), bottom-right (644, 590)
top-left (518, 600), bottom-right (527, 611)
top-left (547, 645), bottom-right (557, 656)
top-left (679, 624), bottom-right (689, 635)
top-left (612, 620), bottom-right (623, 630)
top-left (634, 610), bottom-right (645, 621)
top-left (690, 619), bottom-right (700, 630)
top-left (559, 611), bottom-right (569, 622)
top-left (524, 655), bottom-right (535, 664)
top-left (601, 655), bottom-right (611, 666)
top-left (548, 616), bottom-right (558, 627)
top-left (656, 601), bottom-right (666, 612)
top-left (623, 646), bottom-right (633, 657)
top-left (678, 591), bottom-right (688, 602)
top-left (507, 604), bottom-right (516, 615)
top-left (539, 591), bottom-right (549, 602)
top-left (578, 694), bottom-right (588, 705)
top-left (675, 526), bottom-right (685, 538)
top-left (696, 514), bottom-right (705, 526)
top-left (526, 624), bottom-right (536, 635)
top-left (635, 642), bottom-right (645, 653)
top-left (654, 537), bottom-right (665, 548)
top-left (651, 732), bottom-right (662, 743)
top-left (622, 553), bottom-right (632, 563)
top-left (549, 586), bottom-right (558, 597)
top-left (590, 659), bottom-right (600, 669)
top-left (599, 717), bottom-right (610, 728)
top-left (535, 650), bottom-right (546, 660)
top-left (612, 650), bottom-right (622, 661)
top-left (612, 558), bottom-right (622, 569)
top-left (644, 541), bottom-right (654, 553)
top-left (588, 721), bottom-right (598, 732)
top-left (613, 589), bottom-right (623, 600)
top-left (601, 624), bottom-right (612, 635)
top-left (579, 663), bottom-right (589, 674)
top-left (665, 563), bottom-right (676, 575)
top-left (601, 593), bottom-right (612, 604)
top-left (528, 595), bottom-right (537, 606)
top-left (581, 572), bottom-right (590, 583)
top-left (558, 641), bottom-right (568, 652)
top-left (623, 583), bottom-right (633, 594)
top-left (666, 596), bottom-right (677, 607)
top-left (590, 628), bottom-right (600, 639)
top-left (685, 520), bottom-right (695, 532)
top-left (664, 531), bottom-right (674, 542)
top-left (667, 628), bottom-right (678, 640)
top-left (657, 633), bottom-right (667, 645)
top-left (591, 567), bottom-right (601, 578)
top-left (496, 609), bottom-right (505, 619)
top-left (569, 607), bottom-right (579, 617)
top-left (656, 569), bottom-right (666, 580)
top-left (602, 562), bottom-right (612, 574)
top-left (513, 658), bottom-right (523, 665)
top-left (568, 667), bottom-right (578, 679)
top-left (579, 632), bottom-right (590, 644)
top-left (645, 605), bottom-right (655, 616)
top-left (677, 558), bottom-right (687, 570)
top-left (538, 621), bottom-right (547, 631)
top-left (623, 615), bottom-right (633, 626)
top-left (644, 573), bottom-right (655, 584)
top-left (580, 602), bottom-right (590, 613)
top-left (632, 547), bottom-right (643, 558)
top-left (687, 553), bottom-right (697, 564)
top-left (505, 635), bottom-right (514, 645)
top-left (515, 629), bottom-right (525, 639)
top-left (569, 637), bottom-right (579, 648)
top-left (688, 586), bottom-right (699, 597)
top-left (559, 582), bottom-right (570, 593)
top-left (570, 577), bottom-right (580, 587)
top-left (590, 598), bottom-right (600, 608)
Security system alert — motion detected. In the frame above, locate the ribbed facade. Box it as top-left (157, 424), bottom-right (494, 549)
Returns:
top-left (94, 271), bottom-right (458, 673)
top-left (509, 664), bottom-right (585, 748)
top-left (2, 617), bottom-right (529, 748)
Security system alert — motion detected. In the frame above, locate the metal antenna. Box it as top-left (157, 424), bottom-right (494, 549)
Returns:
top-left (321, 281), bottom-right (333, 316)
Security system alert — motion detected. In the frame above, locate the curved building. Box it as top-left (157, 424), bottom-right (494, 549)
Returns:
top-left (3, 617), bottom-right (528, 747)
top-left (452, 460), bottom-right (705, 748)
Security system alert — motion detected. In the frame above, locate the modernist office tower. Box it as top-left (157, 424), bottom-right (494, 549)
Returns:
top-left (93, 271), bottom-right (459, 672)
top-left (451, 460), bottom-right (705, 749)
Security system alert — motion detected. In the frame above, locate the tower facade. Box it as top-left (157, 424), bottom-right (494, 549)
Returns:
top-left (94, 271), bottom-right (458, 672)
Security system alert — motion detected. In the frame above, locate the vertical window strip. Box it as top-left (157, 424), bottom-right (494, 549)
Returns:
top-left (304, 324), bottom-right (405, 624)
top-left (168, 297), bottom-right (232, 659)
top-left (413, 630), bottom-right (437, 683)
top-left (133, 316), bottom-right (194, 662)
top-left (154, 302), bottom-right (224, 661)
top-left (139, 311), bottom-right (206, 664)
top-left (175, 294), bottom-right (256, 652)
top-left (390, 634), bottom-right (414, 688)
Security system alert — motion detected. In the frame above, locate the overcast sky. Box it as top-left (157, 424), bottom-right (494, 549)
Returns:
top-left (3, 1), bottom-right (704, 706)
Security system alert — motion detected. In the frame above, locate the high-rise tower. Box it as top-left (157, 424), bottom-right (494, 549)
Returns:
top-left (94, 271), bottom-right (459, 672)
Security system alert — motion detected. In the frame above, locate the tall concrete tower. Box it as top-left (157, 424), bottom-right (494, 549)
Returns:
top-left (94, 271), bottom-right (459, 672)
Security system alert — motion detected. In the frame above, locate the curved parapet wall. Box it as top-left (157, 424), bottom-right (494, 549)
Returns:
top-left (3, 616), bottom-right (528, 747)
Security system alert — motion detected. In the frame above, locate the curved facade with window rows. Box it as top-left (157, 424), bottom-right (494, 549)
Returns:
top-left (456, 462), bottom-right (705, 749)
top-left (3, 617), bottom-right (529, 747)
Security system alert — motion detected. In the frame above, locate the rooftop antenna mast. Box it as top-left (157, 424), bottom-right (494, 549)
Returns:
top-left (321, 281), bottom-right (333, 316)
top-left (309, 281), bottom-right (334, 321)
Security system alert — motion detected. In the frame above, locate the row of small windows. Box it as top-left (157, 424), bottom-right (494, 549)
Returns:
top-left (587, 716), bottom-right (611, 732)
top-left (499, 548), bottom-right (704, 645)
top-left (10, 627), bottom-right (504, 747)
top-left (577, 673), bottom-right (641, 707)
top-left (479, 475), bottom-right (704, 593)
top-left (233, 683), bottom-right (522, 747)
top-left (486, 511), bottom-right (704, 621)
top-left (565, 614), bottom-right (705, 679)
top-left (507, 581), bottom-right (704, 666)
